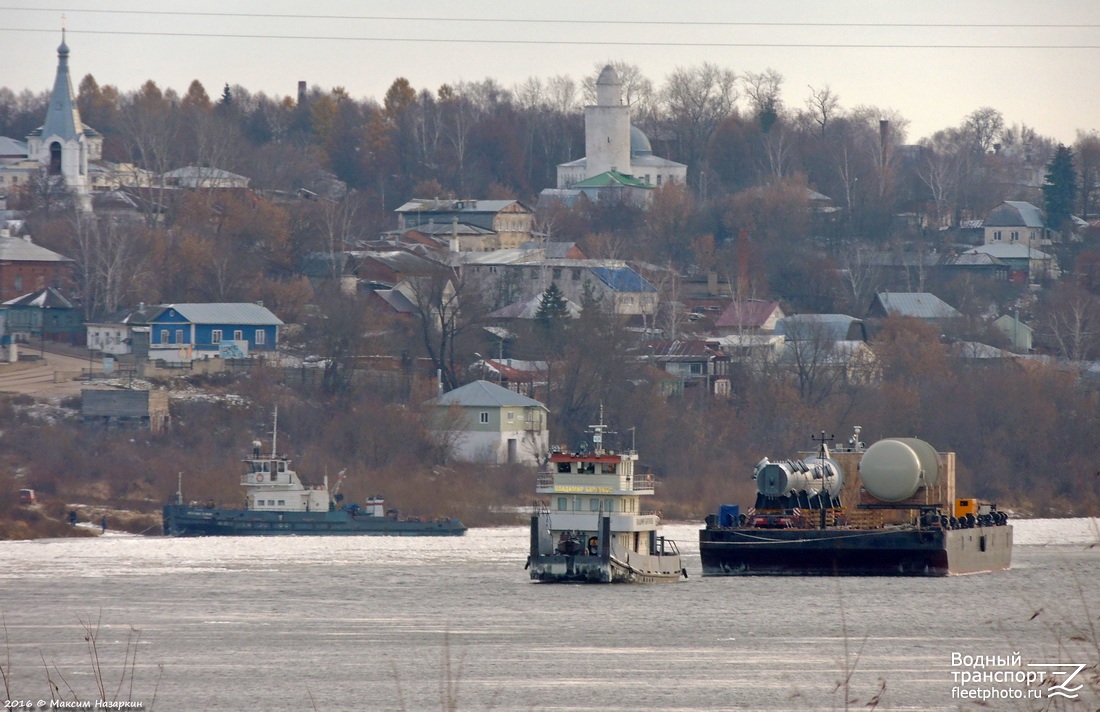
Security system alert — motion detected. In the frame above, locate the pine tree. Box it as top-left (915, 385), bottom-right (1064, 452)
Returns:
top-left (535, 282), bottom-right (568, 326)
top-left (218, 83), bottom-right (233, 109)
top-left (1042, 143), bottom-right (1077, 233)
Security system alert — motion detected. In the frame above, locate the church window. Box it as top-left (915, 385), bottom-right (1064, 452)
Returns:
top-left (49, 142), bottom-right (62, 175)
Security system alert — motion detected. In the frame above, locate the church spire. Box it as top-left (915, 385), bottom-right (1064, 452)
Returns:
top-left (40, 28), bottom-right (83, 143)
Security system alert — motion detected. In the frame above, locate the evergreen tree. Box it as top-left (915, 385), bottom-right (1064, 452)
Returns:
top-left (1042, 143), bottom-right (1077, 233)
top-left (535, 282), bottom-right (569, 326)
top-left (218, 83), bottom-right (233, 109)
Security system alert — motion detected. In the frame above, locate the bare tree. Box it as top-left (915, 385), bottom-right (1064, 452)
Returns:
top-left (72, 215), bottom-right (152, 317)
top-left (916, 128), bottom-right (969, 228)
top-left (406, 263), bottom-right (487, 391)
top-left (1040, 283), bottom-right (1100, 362)
top-left (660, 63), bottom-right (739, 184)
top-left (119, 82), bottom-right (180, 226)
top-left (838, 245), bottom-right (883, 316)
top-left (805, 84), bottom-right (840, 139)
top-left (963, 107), bottom-right (1005, 154)
top-left (1074, 130), bottom-right (1100, 219)
top-left (781, 317), bottom-right (845, 405)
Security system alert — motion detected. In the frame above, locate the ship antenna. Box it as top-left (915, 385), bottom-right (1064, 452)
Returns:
top-left (811, 430), bottom-right (834, 460)
top-left (587, 403), bottom-right (615, 456)
top-left (271, 406), bottom-right (278, 458)
top-left (177, 472), bottom-right (183, 504)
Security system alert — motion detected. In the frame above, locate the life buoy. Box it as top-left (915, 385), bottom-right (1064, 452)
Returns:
top-left (255, 473), bottom-right (263, 483)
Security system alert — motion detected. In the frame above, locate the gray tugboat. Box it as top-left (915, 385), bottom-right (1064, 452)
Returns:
top-left (162, 411), bottom-right (466, 537)
top-left (699, 429), bottom-right (1012, 576)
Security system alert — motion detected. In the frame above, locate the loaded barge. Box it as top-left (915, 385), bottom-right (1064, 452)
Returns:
top-left (700, 429), bottom-right (1012, 576)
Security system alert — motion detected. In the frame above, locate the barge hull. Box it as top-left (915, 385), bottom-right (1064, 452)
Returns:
top-left (699, 525), bottom-right (1012, 576)
top-left (163, 505), bottom-right (467, 537)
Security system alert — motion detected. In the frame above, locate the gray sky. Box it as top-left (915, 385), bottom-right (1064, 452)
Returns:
top-left (2, 0), bottom-right (1099, 145)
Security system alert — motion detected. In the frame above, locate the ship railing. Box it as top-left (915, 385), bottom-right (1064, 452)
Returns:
top-left (633, 475), bottom-right (656, 493)
top-left (536, 473), bottom-right (555, 489)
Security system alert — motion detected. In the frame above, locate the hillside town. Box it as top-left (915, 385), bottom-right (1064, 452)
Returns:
top-left (2, 34), bottom-right (1100, 537)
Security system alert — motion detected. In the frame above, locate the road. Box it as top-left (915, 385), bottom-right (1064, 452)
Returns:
top-left (0, 349), bottom-right (95, 398)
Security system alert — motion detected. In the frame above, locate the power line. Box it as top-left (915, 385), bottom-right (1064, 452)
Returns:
top-left (3, 27), bottom-right (1100, 50)
top-left (1, 7), bottom-right (1099, 29)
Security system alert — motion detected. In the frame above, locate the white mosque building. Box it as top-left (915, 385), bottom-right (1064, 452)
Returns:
top-left (555, 65), bottom-right (686, 192)
top-left (0, 33), bottom-right (102, 212)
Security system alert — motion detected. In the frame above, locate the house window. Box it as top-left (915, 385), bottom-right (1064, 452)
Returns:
top-left (13, 276), bottom-right (21, 291)
top-left (993, 230), bottom-right (1002, 241)
top-left (1010, 231), bottom-right (1019, 241)
top-left (175, 329), bottom-right (183, 343)
top-left (530, 269), bottom-right (538, 279)
top-left (690, 363), bottom-right (703, 375)
top-left (212, 329), bottom-right (222, 344)
top-left (161, 329), bottom-right (169, 344)
top-left (232, 330), bottom-right (242, 341)
top-left (255, 329), bottom-right (265, 345)
top-left (553, 268), bottom-right (562, 280)
top-left (572, 269), bottom-right (581, 280)
top-left (656, 175), bottom-right (663, 186)
top-left (479, 411), bottom-right (489, 424)
top-left (507, 411), bottom-right (514, 422)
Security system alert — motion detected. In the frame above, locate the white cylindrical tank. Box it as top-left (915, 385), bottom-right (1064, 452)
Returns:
top-left (756, 460), bottom-right (814, 497)
top-left (859, 438), bottom-right (940, 502)
top-left (798, 457), bottom-right (844, 497)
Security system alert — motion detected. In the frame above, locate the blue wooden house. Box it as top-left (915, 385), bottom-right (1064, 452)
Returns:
top-left (148, 303), bottom-right (283, 362)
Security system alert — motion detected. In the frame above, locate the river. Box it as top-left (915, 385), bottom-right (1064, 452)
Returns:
top-left (0, 519), bottom-right (1098, 711)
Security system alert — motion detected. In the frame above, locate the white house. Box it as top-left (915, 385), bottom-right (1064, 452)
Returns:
top-left (431, 380), bottom-right (549, 465)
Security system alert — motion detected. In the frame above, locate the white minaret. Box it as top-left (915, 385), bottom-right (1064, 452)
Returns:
top-left (26, 31), bottom-right (97, 211)
top-left (583, 65), bottom-right (631, 179)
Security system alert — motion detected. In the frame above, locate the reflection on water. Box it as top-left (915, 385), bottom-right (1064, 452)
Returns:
top-left (0, 520), bottom-right (1097, 711)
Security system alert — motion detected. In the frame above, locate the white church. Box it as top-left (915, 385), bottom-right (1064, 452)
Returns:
top-left (555, 65), bottom-right (686, 196)
top-left (0, 32), bottom-right (102, 212)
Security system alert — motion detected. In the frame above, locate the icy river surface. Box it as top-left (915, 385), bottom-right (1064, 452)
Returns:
top-left (0, 519), bottom-right (1098, 711)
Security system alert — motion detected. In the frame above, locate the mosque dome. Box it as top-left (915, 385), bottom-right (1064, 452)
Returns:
top-left (596, 65), bottom-right (620, 86)
top-left (630, 125), bottom-right (652, 157)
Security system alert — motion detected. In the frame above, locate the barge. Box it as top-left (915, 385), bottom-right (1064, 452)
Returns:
top-left (700, 430), bottom-right (1011, 576)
